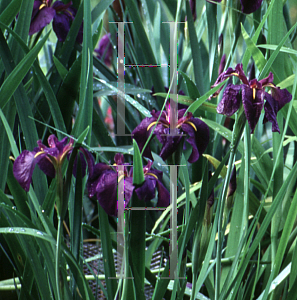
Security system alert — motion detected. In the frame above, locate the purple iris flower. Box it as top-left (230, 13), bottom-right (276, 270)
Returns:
top-left (132, 102), bottom-right (209, 163)
top-left (13, 135), bottom-right (93, 192)
top-left (94, 33), bottom-right (113, 66)
top-left (207, 0), bottom-right (263, 14)
top-left (211, 64), bottom-right (292, 133)
top-left (87, 154), bottom-right (170, 216)
top-left (29, 0), bottom-right (83, 43)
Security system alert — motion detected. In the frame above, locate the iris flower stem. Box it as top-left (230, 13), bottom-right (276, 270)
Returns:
top-left (55, 167), bottom-right (64, 300)
top-left (215, 112), bottom-right (246, 300)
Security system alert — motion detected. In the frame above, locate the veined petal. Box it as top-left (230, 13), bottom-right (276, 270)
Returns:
top-left (135, 176), bottom-right (157, 201)
top-left (242, 86), bottom-right (264, 133)
top-left (217, 84), bottom-right (241, 116)
top-left (159, 134), bottom-right (183, 162)
top-left (263, 93), bottom-right (279, 133)
top-left (132, 117), bottom-right (157, 160)
top-left (271, 86), bottom-right (292, 111)
top-left (13, 150), bottom-right (41, 192)
top-left (29, 6), bottom-right (56, 35)
top-left (181, 117), bottom-right (209, 163)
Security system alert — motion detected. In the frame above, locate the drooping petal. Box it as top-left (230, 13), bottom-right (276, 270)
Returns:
top-left (210, 67), bottom-right (236, 98)
top-left (13, 150), bottom-right (40, 192)
top-left (271, 86), bottom-right (292, 111)
top-left (181, 117), bottom-right (209, 163)
top-left (135, 176), bottom-right (157, 201)
top-left (29, 6), bottom-right (56, 35)
top-left (132, 117), bottom-right (157, 161)
top-left (156, 180), bottom-right (170, 207)
top-left (217, 84), bottom-right (241, 116)
top-left (71, 148), bottom-right (94, 178)
top-left (263, 93), bottom-right (279, 133)
top-left (242, 86), bottom-right (264, 133)
top-left (52, 12), bottom-right (71, 42)
top-left (87, 163), bottom-right (112, 198)
top-left (240, 0), bottom-right (263, 14)
top-left (159, 132), bottom-right (183, 162)
top-left (94, 170), bottom-right (119, 216)
top-left (36, 154), bottom-right (56, 178)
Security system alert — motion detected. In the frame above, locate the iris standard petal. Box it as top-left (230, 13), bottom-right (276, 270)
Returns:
top-left (29, 6), bottom-right (56, 35)
top-left (159, 133), bottom-right (183, 162)
top-left (240, 0), bottom-right (263, 14)
top-left (13, 150), bottom-right (40, 192)
top-left (242, 86), bottom-right (264, 133)
top-left (217, 84), bottom-right (241, 116)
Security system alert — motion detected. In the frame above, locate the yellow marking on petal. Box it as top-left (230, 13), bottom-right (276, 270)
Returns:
top-left (253, 88), bottom-right (256, 100)
top-left (34, 151), bottom-right (46, 158)
top-left (118, 174), bottom-right (125, 183)
top-left (185, 121), bottom-right (197, 131)
top-left (9, 156), bottom-right (15, 162)
top-left (146, 172), bottom-right (158, 180)
top-left (39, 3), bottom-right (46, 9)
top-left (147, 121), bottom-right (158, 131)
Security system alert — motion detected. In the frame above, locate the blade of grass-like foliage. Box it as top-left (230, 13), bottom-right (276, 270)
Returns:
top-left (186, 0), bottom-right (205, 95)
top-left (91, 0), bottom-right (114, 24)
top-left (124, 0), bottom-right (164, 94)
top-left (72, 0), bottom-right (93, 144)
top-left (129, 194), bottom-right (146, 300)
top-left (224, 161), bottom-right (297, 299)
top-left (257, 44), bottom-right (297, 56)
top-left (133, 139), bottom-right (144, 185)
top-left (98, 79), bottom-right (151, 118)
top-left (0, 0), bottom-right (22, 26)
top-left (179, 71), bottom-right (200, 99)
top-left (9, 0), bottom-right (33, 63)
top-left (97, 205), bottom-right (117, 299)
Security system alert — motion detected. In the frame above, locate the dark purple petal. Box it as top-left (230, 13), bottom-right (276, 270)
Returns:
top-left (36, 154), bottom-right (56, 178)
top-left (242, 86), bottom-right (264, 133)
top-left (13, 150), bottom-right (40, 192)
top-left (87, 163), bottom-right (112, 198)
top-left (240, 0), bottom-right (263, 14)
top-left (181, 117), bottom-right (209, 163)
top-left (155, 180), bottom-right (170, 207)
top-left (29, 6), bottom-right (56, 35)
top-left (53, 13), bottom-right (71, 42)
top-left (217, 84), bottom-right (241, 116)
top-left (52, 1), bottom-right (73, 14)
top-left (95, 33), bottom-right (113, 66)
top-left (218, 54), bottom-right (226, 75)
top-left (114, 153), bottom-right (125, 165)
top-left (123, 177), bottom-right (134, 207)
top-left (259, 72), bottom-right (273, 86)
top-left (263, 93), bottom-right (279, 133)
top-left (159, 133), bottom-right (183, 162)
top-left (132, 117), bottom-right (157, 161)
top-left (135, 176), bottom-right (157, 201)
top-left (210, 67), bottom-right (237, 98)
top-left (235, 64), bottom-right (249, 85)
top-left (94, 170), bottom-right (118, 216)
top-left (72, 149), bottom-right (94, 178)
top-left (271, 86), bottom-right (292, 111)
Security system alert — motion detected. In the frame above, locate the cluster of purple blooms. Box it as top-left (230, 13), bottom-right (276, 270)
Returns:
top-left (14, 0), bottom-right (292, 216)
